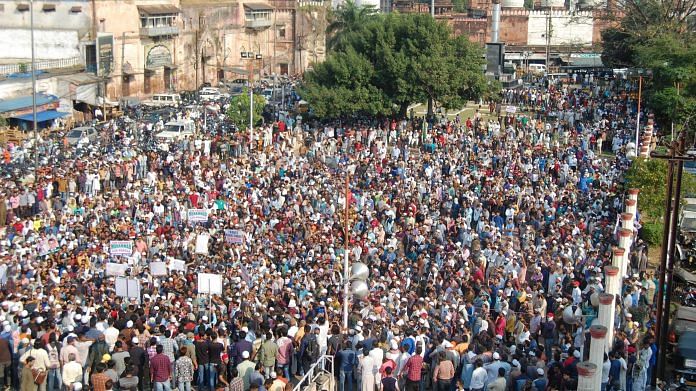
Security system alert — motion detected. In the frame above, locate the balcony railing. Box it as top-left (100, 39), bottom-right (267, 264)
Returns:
top-left (0, 56), bottom-right (84, 76)
top-left (140, 25), bottom-right (179, 37)
top-left (245, 18), bottom-right (273, 29)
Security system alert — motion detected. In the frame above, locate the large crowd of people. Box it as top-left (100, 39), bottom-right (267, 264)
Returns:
top-left (0, 73), bottom-right (657, 391)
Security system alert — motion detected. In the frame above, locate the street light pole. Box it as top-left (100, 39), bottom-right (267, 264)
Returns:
top-left (249, 60), bottom-right (254, 152)
top-left (30, 0), bottom-right (38, 173)
top-left (343, 174), bottom-right (350, 329)
top-left (635, 75), bottom-right (642, 148)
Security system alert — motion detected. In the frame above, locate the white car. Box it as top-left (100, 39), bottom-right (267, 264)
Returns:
top-left (155, 120), bottom-right (195, 150)
top-left (199, 87), bottom-right (229, 101)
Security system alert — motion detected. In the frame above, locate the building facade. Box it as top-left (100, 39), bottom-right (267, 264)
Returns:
top-left (0, 0), bottom-right (327, 104)
top-left (394, 0), bottom-right (620, 66)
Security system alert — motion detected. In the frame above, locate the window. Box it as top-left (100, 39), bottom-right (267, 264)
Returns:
top-left (140, 15), bottom-right (176, 28)
top-left (42, 4), bottom-right (56, 12)
top-left (278, 26), bottom-right (286, 38)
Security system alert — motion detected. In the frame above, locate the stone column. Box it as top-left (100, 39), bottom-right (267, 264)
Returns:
top-left (598, 293), bottom-right (615, 351)
top-left (626, 199), bottom-right (637, 217)
top-left (577, 362), bottom-right (597, 391)
top-left (589, 325), bottom-right (608, 391)
top-left (628, 188), bottom-right (639, 202)
top-left (612, 246), bottom-right (626, 281)
top-left (605, 265), bottom-right (621, 297)
top-left (621, 212), bottom-right (634, 231)
top-left (618, 228), bottom-right (633, 277)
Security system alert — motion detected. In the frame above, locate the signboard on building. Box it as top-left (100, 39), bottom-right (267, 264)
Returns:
top-left (97, 33), bottom-right (114, 76)
top-left (145, 43), bottom-right (173, 69)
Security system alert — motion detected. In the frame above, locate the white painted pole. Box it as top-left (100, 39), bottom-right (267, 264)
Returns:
top-left (598, 293), bottom-right (615, 352)
top-left (577, 362), bottom-right (597, 391)
top-left (589, 325), bottom-right (608, 391)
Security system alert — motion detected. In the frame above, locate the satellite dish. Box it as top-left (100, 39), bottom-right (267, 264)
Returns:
top-left (351, 280), bottom-right (369, 299)
top-left (350, 262), bottom-right (369, 281)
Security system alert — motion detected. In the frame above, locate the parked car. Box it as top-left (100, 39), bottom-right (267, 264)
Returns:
top-left (142, 93), bottom-right (182, 108)
top-left (229, 85), bottom-right (245, 96)
top-left (155, 120), bottom-right (195, 150)
top-left (66, 126), bottom-right (98, 146)
top-left (143, 108), bottom-right (177, 124)
top-left (674, 331), bottom-right (696, 387)
top-left (199, 87), bottom-right (229, 101)
top-left (261, 88), bottom-right (274, 103)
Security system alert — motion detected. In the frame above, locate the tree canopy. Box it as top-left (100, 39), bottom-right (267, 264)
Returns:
top-left (601, 0), bottom-right (696, 126)
top-left (226, 88), bottom-right (266, 130)
top-left (301, 11), bottom-right (487, 119)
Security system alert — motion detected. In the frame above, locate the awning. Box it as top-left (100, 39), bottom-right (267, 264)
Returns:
top-left (42, 4), bottom-right (56, 11)
top-left (58, 73), bottom-right (100, 106)
top-left (569, 53), bottom-right (603, 67)
top-left (504, 53), bottom-right (548, 61)
top-left (221, 66), bottom-right (250, 75)
top-left (12, 110), bottom-right (69, 122)
top-left (137, 4), bottom-right (180, 15)
top-left (58, 73), bottom-right (100, 86)
top-left (244, 3), bottom-right (274, 11)
top-left (0, 94), bottom-right (58, 114)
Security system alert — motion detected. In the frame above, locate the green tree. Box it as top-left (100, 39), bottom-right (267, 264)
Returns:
top-left (299, 47), bottom-right (390, 118)
top-left (632, 35), bottom-right (696, 125)
top-left (600, 0), bottom-right (696, 124)
top-left (625, 157), bottom-right (696, 244)
top-left (303, 13), bottom-right (487, 119)
top-left (226, 88), bottom-right (266, 130)
top-left (326, 0), bottom-right (377, 51)
top-left (452, 0), bottom-right (468, 13)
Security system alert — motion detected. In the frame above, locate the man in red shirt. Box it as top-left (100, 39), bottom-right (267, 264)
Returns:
top-left (401, 346), bottom-right (423, 391)
top-left (150, 345), bottom-right (172, 391)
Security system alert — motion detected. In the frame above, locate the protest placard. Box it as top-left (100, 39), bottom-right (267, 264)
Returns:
top-left (105, 262), bottom-right (128, 276)
top-left (197, 273), bottom-right (223, 295)
top-left (224, 229), bottom-right (244, 244)
top-left (150, 261), bottom-right (168, 276)
top-left (195, 234), bottom-right (209, 254)
top-left (109, 241), bottom-right (133, 256)
top-left (169, 259), bottom-right (187, 272)
top-left (115, 277), bottom-right (141, 301)
top-left (188, 209), bottom-right (209, 223)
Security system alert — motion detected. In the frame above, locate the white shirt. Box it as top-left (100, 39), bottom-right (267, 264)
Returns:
top-left (20, 348), bottom-right (51, 371)
top-left (62, 361), bottom-right (83, 387)
top-left (471, 367), bottom-right (488, 389)
top-left (104, 326), bottom-right (120, 351)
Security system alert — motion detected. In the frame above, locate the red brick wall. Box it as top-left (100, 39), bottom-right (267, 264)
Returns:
top-left (449, 18), bottom-right (488, 44)
top-left (498, 13), bottom-right (529, 45)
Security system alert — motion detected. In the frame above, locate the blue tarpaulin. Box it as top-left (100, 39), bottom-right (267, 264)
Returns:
top-left (0, 94), bottom-right (58, 114)
top-left (12, 110), bottom-right (68, 122)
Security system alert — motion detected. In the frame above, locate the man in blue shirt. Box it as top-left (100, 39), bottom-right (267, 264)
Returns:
top-left (336, 341), bottom-right (357, 391)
